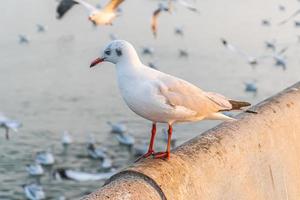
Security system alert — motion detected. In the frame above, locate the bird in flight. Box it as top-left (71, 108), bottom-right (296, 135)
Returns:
top-left (56, 0), bottom-right (124, 25)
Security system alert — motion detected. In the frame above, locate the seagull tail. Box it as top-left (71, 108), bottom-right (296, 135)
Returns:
top-left (228, 100), bottom-right (251, 110)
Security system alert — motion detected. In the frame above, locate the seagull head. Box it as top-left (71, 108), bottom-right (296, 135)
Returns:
top-left (90, 40), bottom-right (141, 67)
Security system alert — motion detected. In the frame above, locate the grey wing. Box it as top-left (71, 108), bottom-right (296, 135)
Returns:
top-left (157, 75), bottom-right (232, 116)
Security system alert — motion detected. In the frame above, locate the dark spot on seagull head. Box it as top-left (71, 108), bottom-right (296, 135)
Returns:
top-left (116, 48), bottom-right (122, 56)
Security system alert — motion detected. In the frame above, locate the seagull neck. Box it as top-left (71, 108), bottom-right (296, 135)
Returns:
top-left (116, 56), bottom-right (143, 72)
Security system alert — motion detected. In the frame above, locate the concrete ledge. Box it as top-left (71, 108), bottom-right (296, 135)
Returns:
top-left (83, 82), bottom-right (300, 200)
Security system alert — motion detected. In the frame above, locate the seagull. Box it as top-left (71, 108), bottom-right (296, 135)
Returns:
top-left (179, 49), bottom-right (189, 57)
top-left (168, 0), bottom-right (199, 13)
top-left (244, 82), bottom-right (258, 96)
top-left (295, 20), bottom-right (300, 27)
top-left (71, 0), bottom-right (124, 25)
top-left (221, 38), bottom-right (266, 67)
top-left (174, 26), bottom-right (184, 37)
top-left (56, 0), bottom-right (78, 19)
top-left (53, 168), bottom-right (115, 181)
top-left (19, 35), bottom-right (29, 44)
top-left (148, 61), bottom-right (158, 69)
top-left (0, 113), bottom-right (22, 140)
top-left (107, 121), bottom-right (127, 134)
top-left (89, 40), bottom-right (252, 159)
top-left (141, 46), bottom-right (155, 56)
top-left (261, 19), bottom-right (271, 26)
top-left (265, 40), bottom-right (276, 51)
top-left (268, 47), bottom-right (288, 70)
top-left (35, 149), bottom-right (55, 166)
top-left (115, 133), bottom-right (135, 147)
top-left (278, 5), bottom-right (286, 12)
top-left (23, 183), bottom-right (45, 200)
top-left (151, 3), bottom-right (169, 38)
top-left (61, 130), bottom-right (73, 147)
top-left (36, 24), bottom-right (46, 33)
top-left (87, 143), bottom-right (107, 159)
top-left (26, 163), bottom-right (44, 176)
top-left (100, 156), bottom-right (113, 170)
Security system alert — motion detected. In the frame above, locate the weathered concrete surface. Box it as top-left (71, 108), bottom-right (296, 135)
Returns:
top-left (83, 82), bottom-right (300, 200)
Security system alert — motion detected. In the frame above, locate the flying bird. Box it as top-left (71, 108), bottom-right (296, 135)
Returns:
top-left (89, 40), bottom-right (252, 159)
top-left (179, 49), bottom-right (189, 57)
top-left (168, 0), bottom-right (199, 13)
top-left (174, 26), bottom-right (184, 37)
top-left (75, 0), bottom-right (124, 25)
top-left (36, 24), bottom-right (46, 33)
top-left (151, 3), bottom-right (169, 38)
top-left (221, 38), bottom-right (266, 67)
top-left (19, 35), bottom-right (29, 44)
top-left (266, 47), bottom-right (288, 70)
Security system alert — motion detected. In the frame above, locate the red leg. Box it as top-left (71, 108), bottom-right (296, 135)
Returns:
top-left (135, 123), bottom-right (156, 162)
top-left (154, 124), bottom-right (172, 159)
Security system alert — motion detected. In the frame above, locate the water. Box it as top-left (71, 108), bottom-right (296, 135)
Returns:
top-left (0, 0), bottom-right (300, 199)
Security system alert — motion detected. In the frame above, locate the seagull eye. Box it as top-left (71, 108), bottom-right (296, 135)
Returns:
top-left (105, 50), bottom-right (111, 56)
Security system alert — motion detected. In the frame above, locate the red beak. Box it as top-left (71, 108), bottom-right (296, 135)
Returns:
top-left (90, 57), bottom-right (105, 68)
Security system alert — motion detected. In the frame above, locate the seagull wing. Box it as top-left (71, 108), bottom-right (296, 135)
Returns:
top-left (56, 0), bottom-right (78, 19)
top-left (151, 6), bottom-right (169, 38)
top-left (5, 120), bottom-right (22, 132)
top-left (74, 0), bottom-right (98, 13)
top-left (157, 75), bottom-right (233, 118)
top-left (177, 0), bottom-right (198, 12)
top-left (151, 8), bottom-right (162, 38)
top-left (103, 0), bottom-right (125, 12)
top-left (279, 9), bottom-right (300, 25)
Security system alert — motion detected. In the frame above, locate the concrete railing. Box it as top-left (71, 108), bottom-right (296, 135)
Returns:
top-left (83, 82), bottom-right (300, 200)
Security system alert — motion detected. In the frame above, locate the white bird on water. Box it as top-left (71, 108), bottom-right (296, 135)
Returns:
top-left (90, 40), bottom-right (252, 159)
top-left (61, 130), bottom-right (73, 146)
top-left (23, 183), bottom-right (45, 200)
top-left (0, 113), bottom-right (22, 140)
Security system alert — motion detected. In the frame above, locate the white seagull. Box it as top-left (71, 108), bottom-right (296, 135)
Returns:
top-left (0, 113), bottom-right (22, 140)
top-left (74, 0), bottom-right (124, 25)
top-left (90, 40), bottom-right (252, 159)
top-left (107, 121), bottom-right (127, 134)
top-left (26, 163), bottom-right (44, 176)
top-left (35, 149), bottom-right (55, 166)
top-left (61, 130), bottom-right (73, 146)
top-left (23, 183), bottom-right (45, 200)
